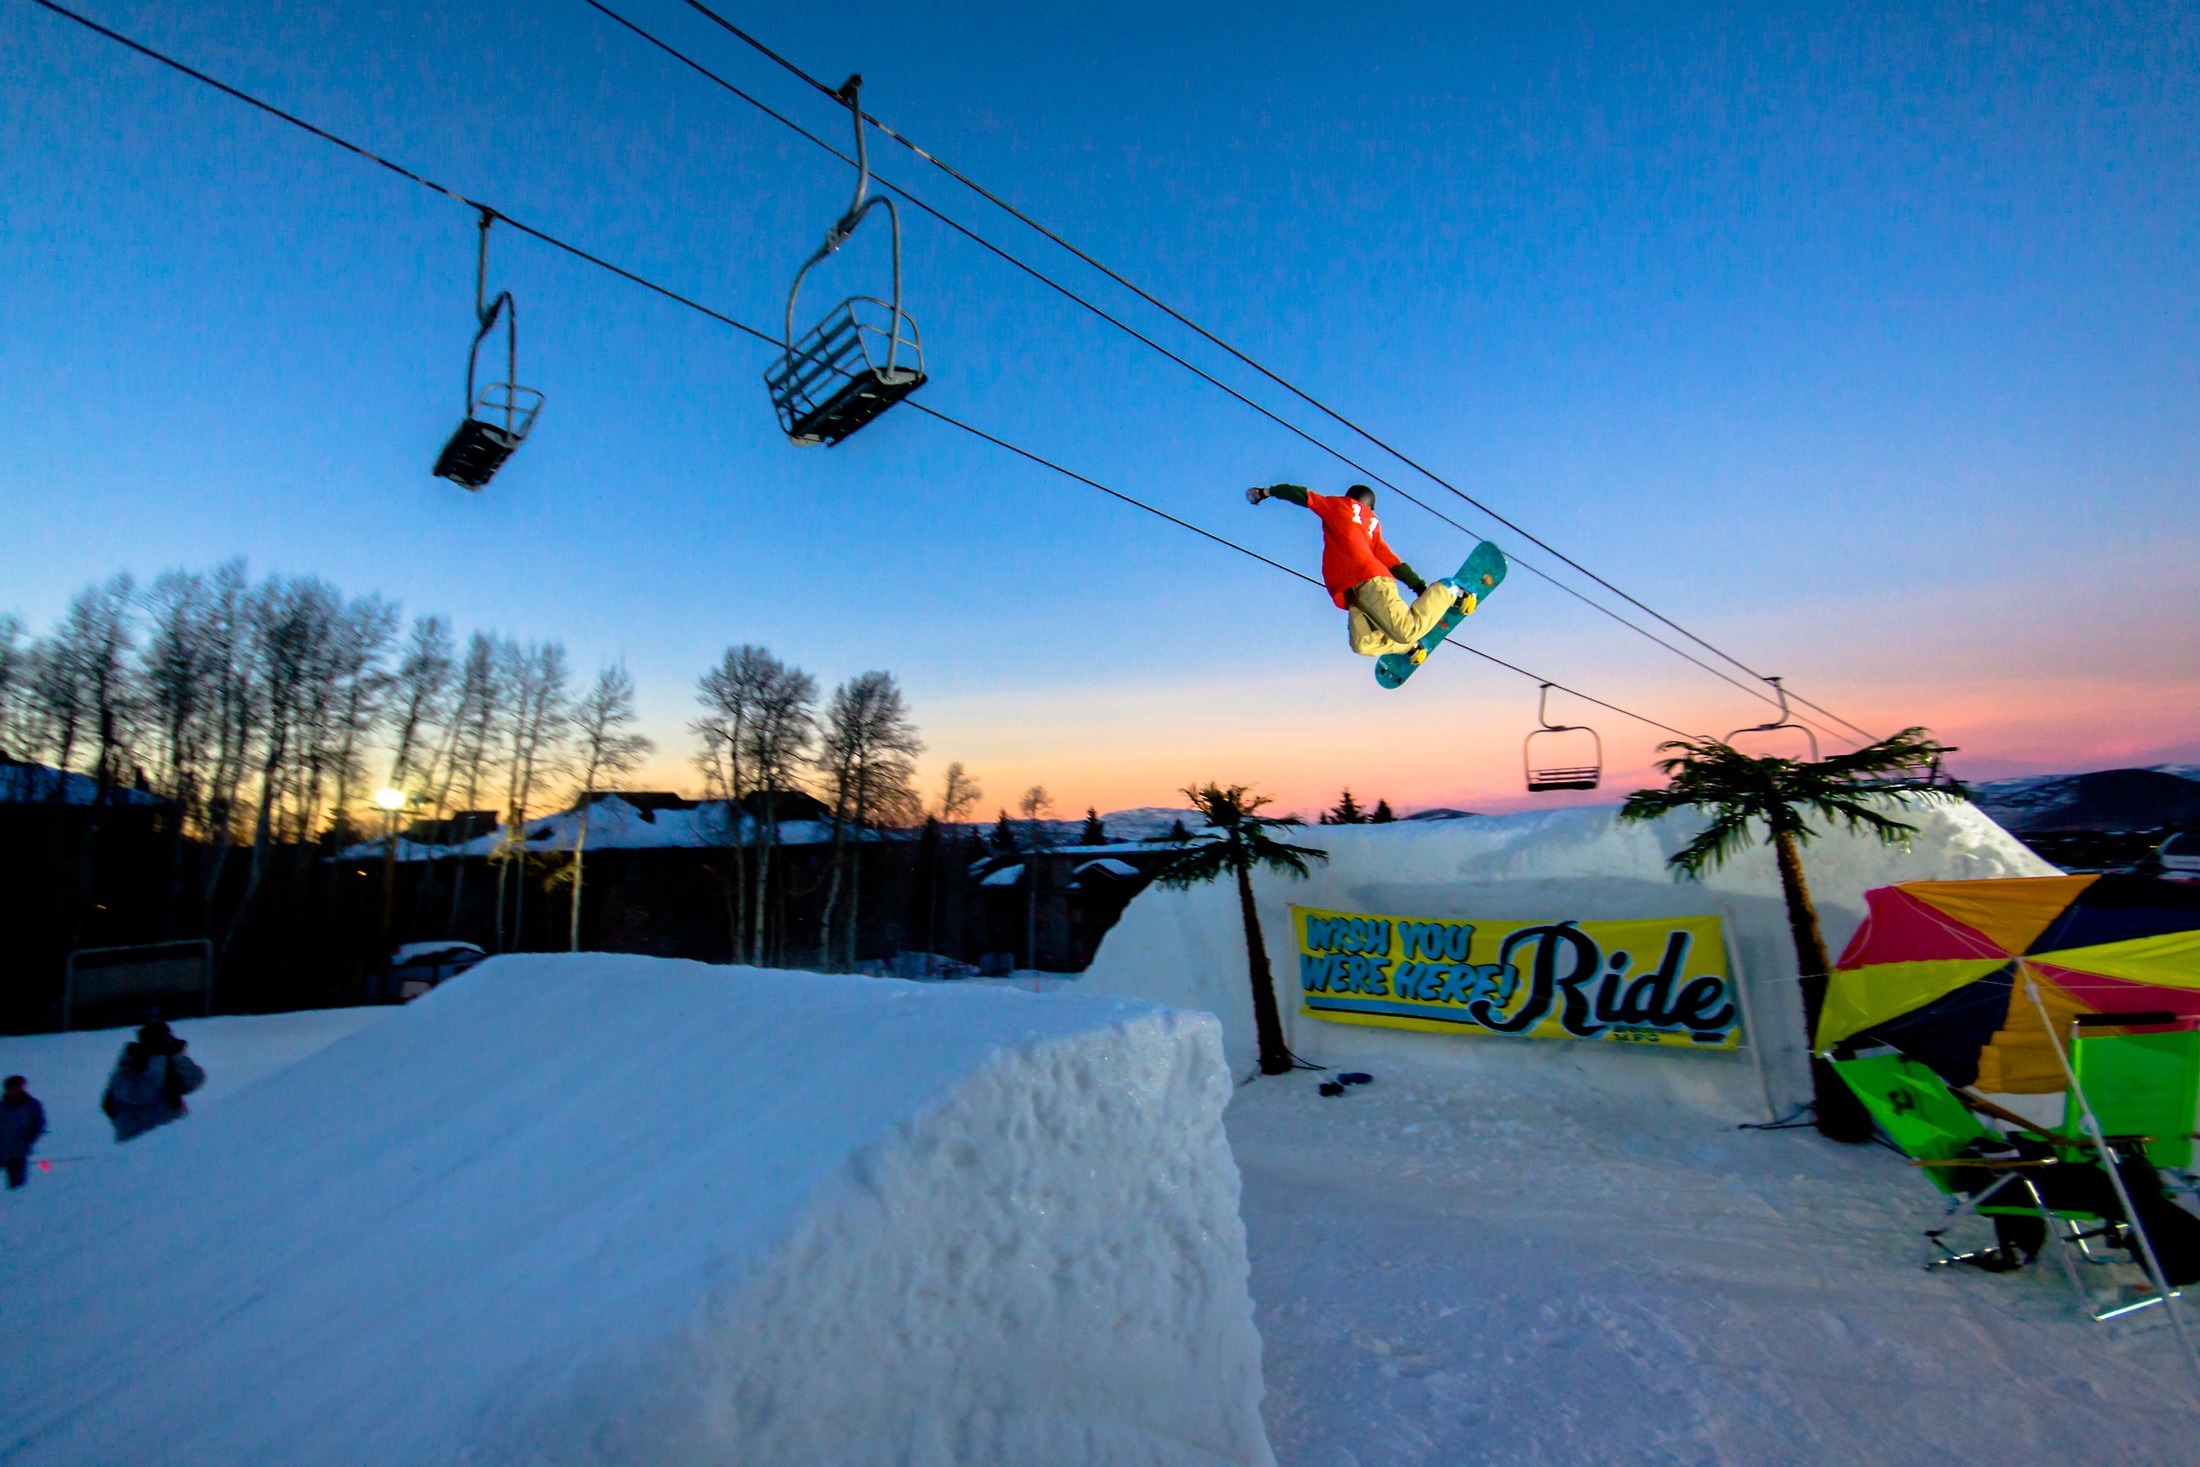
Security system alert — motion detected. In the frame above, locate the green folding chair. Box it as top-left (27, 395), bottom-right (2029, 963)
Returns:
top-left (1831, 1052), bottom-right (2062, 1246)
top-left (2058, 1019), bottom-right (2200, 1172)
top-left (1834, 1048), bottom-right (2179, 1319)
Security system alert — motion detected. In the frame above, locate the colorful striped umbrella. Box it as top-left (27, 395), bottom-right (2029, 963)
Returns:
top-left (1818, 874), bottom-right (2200, 1092)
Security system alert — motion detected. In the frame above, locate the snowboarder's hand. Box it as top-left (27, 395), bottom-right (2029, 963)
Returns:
top-left (1245, 486), bottom-right (1269, 504)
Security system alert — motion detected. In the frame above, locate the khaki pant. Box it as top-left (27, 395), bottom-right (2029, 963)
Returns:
top-left (1347, 577), bottom-right (1458, 656)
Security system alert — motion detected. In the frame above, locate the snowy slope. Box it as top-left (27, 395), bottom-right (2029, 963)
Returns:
top-left (0, 957), bottom-right (1271, 1467)
top-left (0, 1007), bottom-right (387, 1159)
top-left (1079, 802), bottom-right (2054, 1111)
top-left (1231, 1056), bottom-right (2199, 1466)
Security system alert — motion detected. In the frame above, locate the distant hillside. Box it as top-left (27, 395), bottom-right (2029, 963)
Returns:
top-left (1971, 767), bottom-right (2200, 834)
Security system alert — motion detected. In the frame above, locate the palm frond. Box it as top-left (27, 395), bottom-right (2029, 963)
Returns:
top-left (1621, 726), bottom-right (1964, 878)
top-left (1151, 782), bottom-right (1331, 889)
top-left (1148, 837), bottom-right (1234, 891)
top-left (1667, 806), bottom-right (1760, 879)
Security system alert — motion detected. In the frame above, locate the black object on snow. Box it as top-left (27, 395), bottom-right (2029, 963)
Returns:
top-left (1338, 1071), bottom-right (1374, 1086)
top-left (1319, 1081), bottom-right (1346, 1097)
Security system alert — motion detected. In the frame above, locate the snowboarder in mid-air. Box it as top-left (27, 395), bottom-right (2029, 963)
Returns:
top-left (1246, 482), bottom-right (1477, 664)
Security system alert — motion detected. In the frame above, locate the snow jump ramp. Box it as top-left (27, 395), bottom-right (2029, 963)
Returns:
top-left (0, 957), bottom-right (1273, 1466)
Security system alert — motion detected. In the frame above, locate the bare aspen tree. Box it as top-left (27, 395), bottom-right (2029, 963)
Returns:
top-left (493, 641), bottom-right (570, 951)
top-left (54, 576), bottom-right (139, 802)
top-left (815, 671), bottom-right (922, 972)
top-left (442, 632), bottom-right (507, 935)
top-left (928, 762), bottom-right (983, 972)
top-left (384, 616), bottom-right (455, 801)
top-left (567, 661), bottom-right (652, 952)
top-left (221, 576), bottom-right (340, 966)
top-left (44, 577), bottom-right (138, 954)
top-left (694, 646), bottom-right (812, 963)
top-left (1019, 785), bottom-right (1054, 972)
top-left (142, 571), bottom-right (223, 934)
top-left (745, 656), bottom-right (817, 967)
top-left (375, 616), bottom-right (454, 950)
top-left (28, 621), bottom-right (87, 796)
top-left (198, 561), bottom-right (259, 934)
top-left (693, 646), bottom-right (766, 961)
top-left (320, 597), bottom-right (397, 852)
top-left (0, 614), bottom-right (30, 760)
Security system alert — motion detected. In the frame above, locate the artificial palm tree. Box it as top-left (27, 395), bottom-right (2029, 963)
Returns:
top-left (1149, 783), bottom-right (1330, 1075)
top-left (1619, 728), bottom-right (1965, 1140)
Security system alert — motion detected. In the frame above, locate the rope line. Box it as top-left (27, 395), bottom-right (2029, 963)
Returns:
top-left (671, 0), bottom-right (1879, 745)
top-left (23, 0), bottom-right (1695, 742)
top-left (580, 0), bottom-right (1839, 743)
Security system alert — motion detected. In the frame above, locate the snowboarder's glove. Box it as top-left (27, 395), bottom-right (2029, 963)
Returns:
top-left (1245, 486), bottom-right (1268, 504)
top-left (1392, 562), bottom-right (1427, 594)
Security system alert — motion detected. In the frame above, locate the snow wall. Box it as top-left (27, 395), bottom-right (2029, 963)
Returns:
top-left (1080, 803), bottom-right (2054, 1114)
top-left (0, 957), bottom-right (1273, 1467)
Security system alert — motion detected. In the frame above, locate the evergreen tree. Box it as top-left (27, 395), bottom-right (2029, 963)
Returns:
top-left (1321, 788), bottom-right (1365, 825)
top-left (1370, 798), bottom-right (1396, 823)
top-left (990, 810), bottom-right (1017, 853)
top-left (1165, 817), bottom-right (1192, 842)
top-left (1080, 807), bottom-right (1106, 845)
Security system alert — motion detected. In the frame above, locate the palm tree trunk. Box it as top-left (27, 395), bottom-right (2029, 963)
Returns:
top-left (1234, 857), bottom-right (1292, 1075)
top-left (1771, 827), bottom-right (1872, 1142)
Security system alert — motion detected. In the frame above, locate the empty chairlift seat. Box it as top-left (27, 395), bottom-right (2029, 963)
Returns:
top-left (1523, 684), bottom-right (1602, 792)
top-left (765, 75), bottom-right (926, 447)
top-left (434, 209), bottom-right (543, 490)
top-left (766, 297), bottom-right (924, 446)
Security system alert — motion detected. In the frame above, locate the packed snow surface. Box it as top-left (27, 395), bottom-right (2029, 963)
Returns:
top-left (1082, 801), bottom-right (2056, 1109)
top-left (0, 1006), bottom-right (386, 1159)
top-left (0, 957), bottom-right (1271, 1467)
top-left (1232, 1056), bottom-right (2199, 1465)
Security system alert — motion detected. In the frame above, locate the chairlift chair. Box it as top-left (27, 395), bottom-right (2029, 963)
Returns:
top-left (1523, 684), bottom-right (1602, 792)
top-left (1725, 676), bottom-right (1819, 761)
top-left (433, 209), bottom-right (543, 490)
top-left (765, 75), bottom-right (926, 446)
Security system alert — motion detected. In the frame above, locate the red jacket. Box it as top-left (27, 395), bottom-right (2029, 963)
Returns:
top-left (1303, 491), bottom-right (1405, 608)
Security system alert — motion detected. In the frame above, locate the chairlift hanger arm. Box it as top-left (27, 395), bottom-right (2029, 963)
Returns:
top-left (1724, 676), bottom-right (1820, 762)
top-left (462, 210), bottom-right (520, 418)
top-left (780, 71), bottom-right (907, 380)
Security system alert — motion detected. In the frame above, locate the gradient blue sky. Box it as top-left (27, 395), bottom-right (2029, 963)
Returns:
top-left (4, 0), bottom-right (2195, 817)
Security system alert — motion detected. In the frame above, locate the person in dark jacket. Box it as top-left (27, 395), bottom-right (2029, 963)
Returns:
top-left (0, 1075), bottom-right (46, 1187)
top-left (101, 1020), bottom-right (206, 1143)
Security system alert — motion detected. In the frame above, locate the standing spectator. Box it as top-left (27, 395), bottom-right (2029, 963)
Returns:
top-left (1, 1075), bottom-right (46, 1188)
top-left (101, 1020), bottom-right (206, 1143)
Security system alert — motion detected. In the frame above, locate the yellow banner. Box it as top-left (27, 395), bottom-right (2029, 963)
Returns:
top-left (1292, 906), bottom-right (1739, 1050)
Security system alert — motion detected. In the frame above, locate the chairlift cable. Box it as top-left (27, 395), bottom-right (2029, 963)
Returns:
top-left (579, 0), bottom-right (1847, 742)
top-left (668, 0), bottom-right (1883, 746)
top-left (23, 0), bottom-right (1697, 745)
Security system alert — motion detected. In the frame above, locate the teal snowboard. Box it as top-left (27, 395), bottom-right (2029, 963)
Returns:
top-left (1374, 541), bottom-right (1509, 689)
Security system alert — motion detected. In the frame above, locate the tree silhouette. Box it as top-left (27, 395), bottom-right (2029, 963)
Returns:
top-left (1080, 807), bottom-right (1106, 845)
top-left (1321, 788), bottom-right (1365, 825)
top-left (1370, 799), bottom-right (1396, 823)
top-left (1149, 784), bottom-right (1329, 1076)
top-left (1618, 727), bottom-right (1964, 1141)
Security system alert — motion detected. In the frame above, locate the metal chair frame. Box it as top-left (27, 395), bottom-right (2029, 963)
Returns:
top-left (1724, 675), bottom-right (1819, 762)
top-left (434, 209), bottom-right (542, 490)
top-left (766, 75), bottom-right (926, 445)
top-left (1523, 683), bottom-right (1602, 792)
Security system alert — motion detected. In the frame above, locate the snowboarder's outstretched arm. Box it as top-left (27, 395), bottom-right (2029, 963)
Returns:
top-left (1248, 483), bottom-right (1426, 590)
